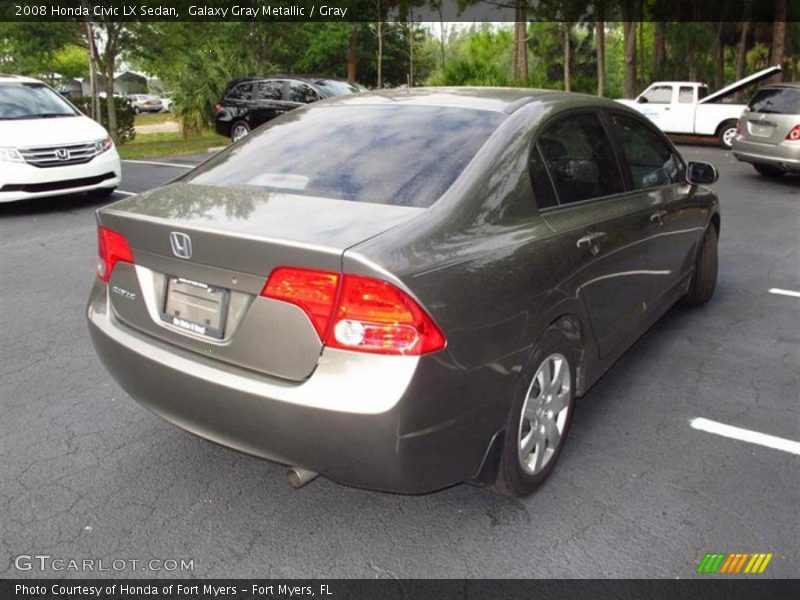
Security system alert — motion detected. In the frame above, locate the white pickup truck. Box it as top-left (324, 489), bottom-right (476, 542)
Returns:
top-left (616, 66), bottom-right (782, 149)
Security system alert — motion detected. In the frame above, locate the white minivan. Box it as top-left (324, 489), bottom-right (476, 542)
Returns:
top-left (0, 74), bottom-right (121, 203)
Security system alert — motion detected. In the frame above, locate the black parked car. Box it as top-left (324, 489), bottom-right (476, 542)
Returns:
top-left (214, 76), bottom-right (364, 141)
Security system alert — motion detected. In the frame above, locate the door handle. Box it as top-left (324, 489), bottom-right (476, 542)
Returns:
top-left (576, 231), bottom-right (607, 255)
top-left (650, 210), bottom-right (668, 225)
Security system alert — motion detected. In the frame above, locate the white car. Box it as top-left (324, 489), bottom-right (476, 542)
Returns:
top-left (0, 74), bottom-right (121, 204)
top-left (616, 66), bottom-right (782, 149)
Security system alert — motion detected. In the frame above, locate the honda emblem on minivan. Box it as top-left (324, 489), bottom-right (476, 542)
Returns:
top-left (169, 232), bottom-right (192, 259)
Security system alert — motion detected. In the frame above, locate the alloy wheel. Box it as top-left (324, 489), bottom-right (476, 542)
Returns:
top-left (232, 124), bottom-right (249, 142)
top-left (722, 127), bottom-right (737, 149)
top-left (518, 353), bottom-right (572, 475)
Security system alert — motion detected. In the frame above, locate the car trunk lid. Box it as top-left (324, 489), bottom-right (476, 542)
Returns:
top-left (98, 182), bottom-right (424, 381)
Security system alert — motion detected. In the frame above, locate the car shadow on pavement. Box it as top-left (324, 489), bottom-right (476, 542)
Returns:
top-left (0, 192), bottom-right (117, 217)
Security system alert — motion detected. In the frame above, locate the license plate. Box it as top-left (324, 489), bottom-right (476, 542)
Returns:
top-left (162, 277), bottom-right (228, 339)
top-left (749, 123), bottom-right (775, 137)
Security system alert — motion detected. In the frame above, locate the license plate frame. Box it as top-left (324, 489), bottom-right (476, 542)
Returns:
top-left (161, 276), bottom-right (229, 340)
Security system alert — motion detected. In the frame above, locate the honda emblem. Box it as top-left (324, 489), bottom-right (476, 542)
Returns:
top-left (169, 232), bottom-right (192, 260)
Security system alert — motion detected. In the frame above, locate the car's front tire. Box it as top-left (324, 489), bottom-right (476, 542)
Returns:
top-left (683, 225), bottom-right (718, 306)
top-left (754, 164), bottom-right (786, 178)
top-left (493, 327), bottom-right (577, 497)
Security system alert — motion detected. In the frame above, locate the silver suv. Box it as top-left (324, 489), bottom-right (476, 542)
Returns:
top-left (732, 83), bottom-right (800, 177)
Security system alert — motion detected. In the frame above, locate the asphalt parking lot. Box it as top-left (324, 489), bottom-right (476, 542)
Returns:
top-left (1, 147), bottom-right (798, 579)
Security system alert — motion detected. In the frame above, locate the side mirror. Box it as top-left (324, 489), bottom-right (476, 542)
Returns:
top-left (637, 96), bottom-right (648, 104)
top-left (686, 161), bottom-right (719, 186)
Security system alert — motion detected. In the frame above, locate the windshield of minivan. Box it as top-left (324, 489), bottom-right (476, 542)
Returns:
top-left (0, 83), bottom-right (78, 120)
top-left (749, 87), bottom-right (800, 115)
top-left (186, 105), bottom-right (504, 207)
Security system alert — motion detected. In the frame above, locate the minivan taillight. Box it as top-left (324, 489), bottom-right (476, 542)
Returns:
top-left (261, 268), bottom-right (446, 356)
top-left (786, 125), bottom-right (800, 141)
top-left (97, 226), bottom-right (134, 282)
top-left (214, 104), bottom-right (223, 114)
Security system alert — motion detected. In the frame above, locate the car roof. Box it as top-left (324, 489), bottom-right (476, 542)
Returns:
top-left (225, 75), bottom-right (357, 89)
top-left (0, 74), bottom-right (44, 85)
top-left (316, 87), bottom-right (622, 115)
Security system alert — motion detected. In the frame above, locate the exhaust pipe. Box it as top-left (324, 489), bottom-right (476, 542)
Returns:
top-left (287, 467), bottom-right (319, 489)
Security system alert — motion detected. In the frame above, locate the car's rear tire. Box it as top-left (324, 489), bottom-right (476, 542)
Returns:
top-left (133, 106), bottom-right (141, 115)
top-left (682, 225), bottom-right (718, 306)
top-left (492, 327), bottom-right (576, 497)
top-left (754, 164), bottom-right (786, 178)
top-left (231, 121), bottom-right (250, 142)
top-left (717, 120), bottom-right (738, 150)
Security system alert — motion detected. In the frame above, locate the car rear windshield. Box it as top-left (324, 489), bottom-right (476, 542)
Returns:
top-left (0, 83), bottom-right (78, 119)
top-left (186, 105), bottom-right (504, 207)
top-left (749, 88), bottom-right (800, 115)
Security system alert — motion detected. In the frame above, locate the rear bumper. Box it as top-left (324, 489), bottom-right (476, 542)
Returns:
top-left (87, 279), bottom-right (498, 493)
top-left (0, 149), bottom-right (121, 203)
top-left (732, 137), bottom-right (800, 173)
top-left (214, 118), bottom-right (232, 138)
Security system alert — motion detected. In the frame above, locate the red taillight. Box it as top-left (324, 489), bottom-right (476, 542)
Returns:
top-left (97, 226), bottom-right (134, 282)
top-left (786, 125), bottom-right (800, 141)
top-left (261, 268), bottom-right (446, 356)
top-left (214, 104), bottom-right (223, 114)
top-left (261, 267), bottom-right (340, 339)
top-left (736, 120), bottom-right (743, 136)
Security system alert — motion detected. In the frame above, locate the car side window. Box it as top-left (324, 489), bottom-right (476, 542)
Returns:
top-left (610, 113), bottom-right (680, 189)
top-left (528, 145), bottom-right (558, 209)
top-left (288, 82), bottom-right (320, 104)
top-left (641, 85), bottom-right (673, 104)
top-left (536, 112), bottom-right (625, 205)
top-left (679, 86), bottom-right (695, 103)
top-left (255, 80), bottom-right (283, 101)
top-left (228, 82), bottom-right (254, 101)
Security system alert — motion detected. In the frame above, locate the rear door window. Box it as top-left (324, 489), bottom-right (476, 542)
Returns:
top-left (254, 80), bottom-right (283, 101)
top-left (749, 88), bottom-right (800, 114)
top-left (227, 82), bottom-right (254, 101)
top-left (536, 112), bottom-right (625, 205)
top-left (610, 113), bottom-right (681, 189)
top-left (679, 86), bottom-right (695, 103)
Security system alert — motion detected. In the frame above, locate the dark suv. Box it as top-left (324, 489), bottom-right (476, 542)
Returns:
top-left (214, 76), bottom-right (364, 141)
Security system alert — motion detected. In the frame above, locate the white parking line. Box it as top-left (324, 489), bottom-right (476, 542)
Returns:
top-left (690, 417), bottom-right (800, 456)
top-left (115, 191), bottom-right (137, 196)
top-left (122, 159), bottom-right (195, 169)
top-left (769, 288), bottom-right (800, 298)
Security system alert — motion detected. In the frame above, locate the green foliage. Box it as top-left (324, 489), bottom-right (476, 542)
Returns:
top-left (427, 26), bottom-right (512, 86)
top-left (0, 22), bottom-right (84, 80)
top-left (71, 96), bottom-right (136, 144)
top-left (51, 44), bottom-right (89, 81)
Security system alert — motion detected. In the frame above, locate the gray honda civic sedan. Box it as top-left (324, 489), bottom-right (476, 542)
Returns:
top-left (87, 88), bottom-right (720, 496)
